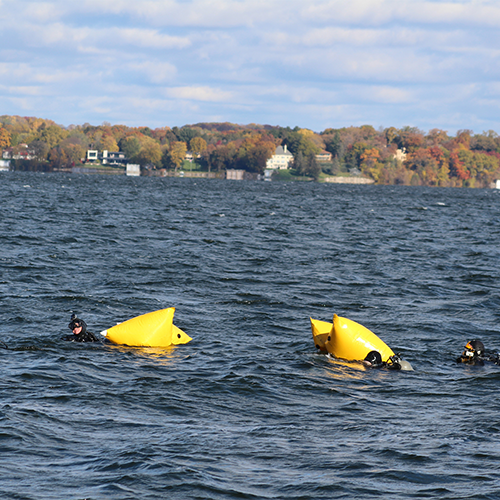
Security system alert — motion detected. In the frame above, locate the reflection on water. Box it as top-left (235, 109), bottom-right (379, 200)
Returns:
top-left (324, 354), bottom-right (369, 378)
top-left (104, 343), bottom-right (190, 364)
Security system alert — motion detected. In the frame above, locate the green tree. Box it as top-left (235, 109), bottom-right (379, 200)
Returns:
top-left (121, 136), bottom-right (142, 162)
top-left (324, 131), bottom-right (343, 158)
top-left (208, 145), bottom-right (234, 172)
top-left (29, 140), bottom-right (50, 161)
top-left (292, 151), bottom-right (320, 179)
top-left (177, 127), bottom-right (200, 144)
top-left (284, 130), bottom-right (321, 158)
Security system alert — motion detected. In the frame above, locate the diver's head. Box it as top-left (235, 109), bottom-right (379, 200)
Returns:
top-left (463, 339), bottom-right (484, 358)
top-left (364, 351), bottom-right (382, 366)
top-left (68, 315), bottom-right (87, 335)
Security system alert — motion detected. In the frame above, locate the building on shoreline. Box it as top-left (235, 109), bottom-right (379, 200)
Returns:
top-left (86, 150), bottom-right (128, 166)
top-left (2, 144), bottom-right (37, 161)
top-left (266, 145), bottom-right (293, 170)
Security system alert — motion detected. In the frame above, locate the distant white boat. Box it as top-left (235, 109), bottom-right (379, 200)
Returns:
top-left (496, 180), bottom-right (500, 189)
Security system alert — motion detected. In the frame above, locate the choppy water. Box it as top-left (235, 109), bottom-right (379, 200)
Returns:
top-left (1, 172), bottom-right (500, 500)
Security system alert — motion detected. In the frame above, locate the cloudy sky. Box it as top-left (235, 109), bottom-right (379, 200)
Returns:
top-left (1, 0), bottom-right (499, 134)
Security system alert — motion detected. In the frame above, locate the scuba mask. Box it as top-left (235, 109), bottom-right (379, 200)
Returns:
top-left (68, 315), bottom-right (87, 334)
top-left (463, 340), bottom-right (484, 358)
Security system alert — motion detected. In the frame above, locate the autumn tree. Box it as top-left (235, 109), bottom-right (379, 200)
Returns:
top-left (163, 141), bottom-right (187, 172)
top-left (241, 141), bottom-right (275, 173)
top-left (48, 147), bottom-right (70, 170)
top-left (0, 127), bottom-right (11, 149)
top-left (40, 125), bottom-right (68, 149)
top-left (449, 151), bottom-right (470, 182)
top-left (384, 127), bottom-right (398, 145)
top-left (135, 136), bottom-right (162, 168)
top-left (396, 126), bottom-right (425, 153)
top-left (98, 134), bottom-right (119, 152)
top-left (63, 143), bottom-right (86, 165)
top-left (345, 142), bottom-right (368, 171)
top-left (456, 130), bottom-right (472, 149)
top-left (190, 137), bottom-right (207, 163)
top-left (457, 149), bottom-right (500, 187)
top-left (426, 129), bottom-right (449, 147)
top-left (360, 148), bottom-right (383, 182)
top-left (404, 149), bottom-right (440, 186)
top-left (428, 146), bottom-right (450, 185)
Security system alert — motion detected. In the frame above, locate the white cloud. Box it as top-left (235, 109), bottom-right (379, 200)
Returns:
top-left (1, 0), bottom-right (500, 133)
top-left (128, 61), bottom-right (178, 84)
top-left (299, 26), bottom-right (463, 48)
top-left (165, 86), bottom-right (234, 102)
top-left (77, 0), bottom-right (285, 28)
top-left (359, 85), bottom-right (415, 104)
top-left (16, 22), bottom-right (190, 51)
top-left (110, 28), bottom-right (191, 49)
top-left (5, 85), bottom-right (44, 96)
top-left (8, 0), bottom-right (500, 29)
top-left (304, 0), bottom-right (500, 27)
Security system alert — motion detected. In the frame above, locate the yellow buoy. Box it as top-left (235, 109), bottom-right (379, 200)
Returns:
top-left (311, 314), bottom-right (394, 362)
top-left (310, 318), bottom-right (331, 352)
top-left (100, 307), bottom-right (192, 347)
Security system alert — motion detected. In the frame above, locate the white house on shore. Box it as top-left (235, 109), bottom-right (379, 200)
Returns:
top-left (393, 148), bottom-right (407, 162)
top-left (266, 145), bottom-right (294, 170)
top-left (86, 150), bottom-right (128, 165)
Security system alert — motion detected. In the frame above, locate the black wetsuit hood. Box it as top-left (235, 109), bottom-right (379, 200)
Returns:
top-left (63, 316), bottom-right (98, 343)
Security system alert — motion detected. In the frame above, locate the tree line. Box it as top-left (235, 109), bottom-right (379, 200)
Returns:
top-left (1, 115), bottom-right (500, 187)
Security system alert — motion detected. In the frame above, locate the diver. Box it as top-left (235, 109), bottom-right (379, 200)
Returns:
top-left (62, 314), bottom-right (99, 342)
top-left (363, 350), bottom-right (413, 371)
top-left (363, 350), bottom-right (384, 368)
top-left (456, 339), bottom-right (500, 366)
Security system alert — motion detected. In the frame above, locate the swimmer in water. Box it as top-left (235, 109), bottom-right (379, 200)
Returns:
top-left (456, 339), bottom-right (499, 366)
top-left (363, 350), bottom-right (413, 371)
top-left (62, 314), bottom-right (99, 343)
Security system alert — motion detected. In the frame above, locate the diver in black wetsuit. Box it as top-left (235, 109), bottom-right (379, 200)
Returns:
top-left (363, 350), bottom-right (413, 370)
top-left (62, 314), bottom-right (99, 342)
top-left (456, 339), bottom-right (500, 366)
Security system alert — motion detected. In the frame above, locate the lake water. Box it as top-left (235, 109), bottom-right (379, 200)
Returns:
top-left (1, 172), bottom-right (500, 500)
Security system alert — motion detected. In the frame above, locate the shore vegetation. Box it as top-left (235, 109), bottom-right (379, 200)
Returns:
top-left (1, 116), bottom-right (500, 187)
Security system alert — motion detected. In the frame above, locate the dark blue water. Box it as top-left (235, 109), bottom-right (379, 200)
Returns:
top-left (1, 172), bottom-right (500, 500)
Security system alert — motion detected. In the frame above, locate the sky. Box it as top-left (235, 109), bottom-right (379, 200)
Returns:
top-left (0, 0), bottom-right (499, 134)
